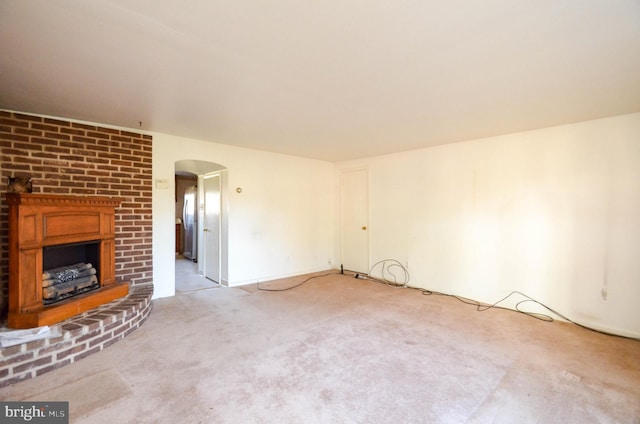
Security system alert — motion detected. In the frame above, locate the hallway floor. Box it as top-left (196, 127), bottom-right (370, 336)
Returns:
top-left (175, 257), bottom-right (219, 293)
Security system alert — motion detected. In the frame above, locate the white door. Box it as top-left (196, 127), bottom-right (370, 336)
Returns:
top-left (203, 173), bottom-right (221, 283)
top-left (341, 168), bottom-right (369, 273)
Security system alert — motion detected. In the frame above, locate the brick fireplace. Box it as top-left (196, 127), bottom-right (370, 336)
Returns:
top-left (0, 111), bottom-right (154, 385)
top-left (0, 110), bottom-right (153, 319)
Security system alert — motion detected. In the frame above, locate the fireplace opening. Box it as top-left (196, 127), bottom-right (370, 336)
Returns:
top-left (42, 240), bottom-right (101, 305)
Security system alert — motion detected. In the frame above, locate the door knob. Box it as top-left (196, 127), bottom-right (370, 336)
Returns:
top-left (361, 226), bottom-right (367, 230)
top-left (203, 227), bottom-right (209, 232)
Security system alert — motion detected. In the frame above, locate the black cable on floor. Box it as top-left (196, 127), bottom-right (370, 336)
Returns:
top-left (357, 259), bottom-right (640, 341)
top-left (256, 271), bottom-right (342, 292)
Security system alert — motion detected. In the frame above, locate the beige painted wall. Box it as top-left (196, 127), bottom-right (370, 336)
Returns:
top-left (151, 112), bottom-right (640, 337)
top-left (335, 113), bottom-right (640, 337)
top-left (152, 133), bottom-right (335, 298)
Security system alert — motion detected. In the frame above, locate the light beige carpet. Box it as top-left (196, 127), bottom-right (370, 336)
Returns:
top-left (25, 369), bottom-right (132, 420)
top-left (3, 273), bottom-right (639, 423)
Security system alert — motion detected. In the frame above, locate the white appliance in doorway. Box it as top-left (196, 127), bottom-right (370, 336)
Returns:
top-left (182, 185), bottom-right (198, 261)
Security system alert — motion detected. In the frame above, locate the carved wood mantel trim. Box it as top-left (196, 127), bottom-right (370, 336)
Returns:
top-left (4, 193), bottom-right (129, 329)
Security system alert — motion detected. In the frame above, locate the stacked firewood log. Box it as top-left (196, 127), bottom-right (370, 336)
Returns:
top-left (42, 262), bottom-right (99, 304)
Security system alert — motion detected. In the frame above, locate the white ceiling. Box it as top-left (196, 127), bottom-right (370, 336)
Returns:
top-left (1, 1), bottom-right (639, 161)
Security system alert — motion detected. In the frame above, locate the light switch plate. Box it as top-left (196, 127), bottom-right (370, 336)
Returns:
top-left (155, 178), bottom-right (169, 189)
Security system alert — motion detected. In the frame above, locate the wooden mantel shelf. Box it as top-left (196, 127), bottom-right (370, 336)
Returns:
top-left (4, 193), bottom-right (129, 329)
top-left (4, 193), bottom-right (123, 207)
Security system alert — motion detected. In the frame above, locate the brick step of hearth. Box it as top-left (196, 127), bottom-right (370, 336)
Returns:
top-left (0, 284), bottom-right (153, 387)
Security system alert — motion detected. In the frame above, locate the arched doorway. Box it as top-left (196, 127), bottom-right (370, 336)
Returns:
top-left (174, 160), bottom-right (228, 293)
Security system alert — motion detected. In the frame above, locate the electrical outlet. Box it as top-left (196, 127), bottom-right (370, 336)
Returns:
top-left (601, 287), bottom-right (608, 301)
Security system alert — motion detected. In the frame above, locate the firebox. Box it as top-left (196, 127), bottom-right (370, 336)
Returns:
top-left (4, 193), bottom-right (129, 329)
top-left (42, 241), bottom-right (101, 305)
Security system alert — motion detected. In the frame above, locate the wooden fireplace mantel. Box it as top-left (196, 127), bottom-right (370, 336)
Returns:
top-left (4, 193), bottom-right (129, 328)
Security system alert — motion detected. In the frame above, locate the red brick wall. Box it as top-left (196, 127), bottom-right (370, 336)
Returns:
top-left (0, 111), bottom-right (153, 318)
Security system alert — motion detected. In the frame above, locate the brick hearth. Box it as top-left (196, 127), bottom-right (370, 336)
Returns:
top-left (0, 284), bottom-right (153, 387)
